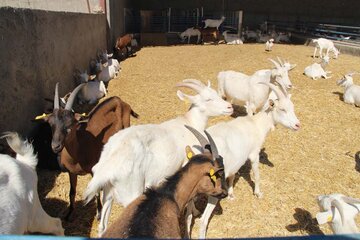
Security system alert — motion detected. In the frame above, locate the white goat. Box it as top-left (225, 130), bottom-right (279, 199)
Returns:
top-left (275, 32), bottom-right (291, 43)
top-left (96, 59), bottom-right (118, 83)
top-left (0, 132), bottom-right (64, 235)
top-left (222, 31), bottom-right (243, 45)
top-left (180, 27), bottom-right (201, 44)
top-left (188, 83), bottom-right (300, 238)
top-left (313, 38), bottom-right (340, 59)
top-left (83, 79), bottom-right (233, 236)
top-left (73, 69), bottom-right (107, 104)
top-left (337, 72), bottom-right (360, 106)
top-left (304, 55), bottom-right (331, 80)
top-left (218, 58), bottom-right (293, 115)
top-left (203, 16), bottom-right (225, 29)
top-left (97, 50), bottom-right (121, 73)
top-left (316, 194), bottom-right (360, 234)
top-left (265, 38), bottom-right (274, 51)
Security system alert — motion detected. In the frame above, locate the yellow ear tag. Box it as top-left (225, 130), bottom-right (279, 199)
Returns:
top-left (185, 146), bottom-right (194, 160)
top-left (81, 113), bottom-right (87, 117)
top-left (327, 215), bottom-right (333, 222)
top-left (209, 168), bottom-right (217, 182)
top-left (35, 113), bottom-right (48, 120)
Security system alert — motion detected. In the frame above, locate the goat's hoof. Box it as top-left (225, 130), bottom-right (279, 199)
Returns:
top-left (255, 192), bottom-right (263, 199)
top-left (227, 193), bottom-right (235, 200)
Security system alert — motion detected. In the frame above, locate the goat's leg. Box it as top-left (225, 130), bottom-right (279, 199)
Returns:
top-left (64, 172), bottom-right (77, 221)
top-left (199, 196), bottom-right (219, 239)
top-left (98, 186), bottom-right (114, 237)
top-left (313, 47), bottom-right (317, 58)
top-left (91, 174), bottom-right (103, 221)
top-left (29, 192), bottom-right (64, 236)
top-left (249, 151), bottom-right (262, 198)
top-left (227, 175), bottom-right (236, 200)
top-left (184, 200), bottom-right (200, 238)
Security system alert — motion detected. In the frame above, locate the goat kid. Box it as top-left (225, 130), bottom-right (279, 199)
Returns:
top-left (35, 83), bottom-right (138, 220)
top-left (189, 82), bottom-right (300, 238)
top-left (203, 16), bottom-right (225, 30)
top-left (84, 79), bottom-right (233, 236)
top-left (102, 126), bottom-right (227, 238)
top-left (265, 38), bottom-right (274, 51)
top-left (317, 193), bottom-right (360, 234)
top-left (0, 132), bottom-right (64, 235)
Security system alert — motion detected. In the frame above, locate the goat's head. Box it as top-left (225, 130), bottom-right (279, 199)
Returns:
top-left (35, 83), bottom-right (85, 153)
top-left (269, 57), bottom-right (293, 89)
top-left (73, 69), bottom-right (95, 84)
top-left (317, 194), bottom-right (360, 233)
top-left (283, 60), bottom-right (297, 71)
top-left (337, 72), bottom-right (355, 87)
top-left (176, 79), bottom-right (233, 116)
top-left (332, 47), bottom-right (340, 59)
top-left (185, 125), bottom-right (227, 199)
top-left (261, 82), bottom-right (300, 131)
top-left (97, 49), bottom-right (113, 64)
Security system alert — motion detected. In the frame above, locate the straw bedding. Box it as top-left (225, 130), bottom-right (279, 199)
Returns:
top-left (37, 43), bottom-right (360, 238)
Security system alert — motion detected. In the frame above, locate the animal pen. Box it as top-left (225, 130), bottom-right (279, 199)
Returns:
top-left (1, 0), bottom-right (360, 239)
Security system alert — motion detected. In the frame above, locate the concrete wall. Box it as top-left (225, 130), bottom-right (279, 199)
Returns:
top-left (0, 7), bottom-right (106, 136)
top-left (0, 0), bottom-right (105, 14)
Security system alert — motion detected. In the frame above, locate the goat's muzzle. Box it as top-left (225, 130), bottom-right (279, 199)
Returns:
top-left (52, 142), bottom-right (63, 154)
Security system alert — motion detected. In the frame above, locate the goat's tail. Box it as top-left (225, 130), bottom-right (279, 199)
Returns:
top-left (83, 170), bottom-right (108, 205)
top-left (1, 132), bottom-right (37, 169)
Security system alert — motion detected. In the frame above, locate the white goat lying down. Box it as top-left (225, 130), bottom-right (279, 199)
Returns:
top-left (316, 194), bottom-right (360, 234)
top-left (304, 55), bottom-right (331, 80)
top-left (218, 58), bottom-right (293, 115)
top-left (180, 27), bottom-right (201, 44)
top-left (187, 83), bottom-right (300, 238)
top-left (84, 79), bottom-right (233, 236)
top-left (0, 132), bottom-right (64, 235)
top-left (313, 38), bottom-right (340, 59)
top-left (337, 72), bottom-right (360, 107)
top-left (222, 30), bottom-right (243, 45)
top-left (73, 69), bottom-right (107, 104)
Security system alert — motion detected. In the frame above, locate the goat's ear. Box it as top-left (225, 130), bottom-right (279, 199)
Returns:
top-left (185, 146), bottom-right (195, 160)
top-left (316, 210), bottom-right (333, 224)
top-left (74, 112), bottom-right (87, 121)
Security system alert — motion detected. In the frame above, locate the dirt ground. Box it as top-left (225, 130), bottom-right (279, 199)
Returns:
top-left (38, 43), bottom-right (360, 238)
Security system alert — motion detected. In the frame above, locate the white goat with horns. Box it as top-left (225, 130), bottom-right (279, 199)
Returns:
top-left (218, 57), bottom-right (293, 115)
top-left (316, 194), bottom-right (360, 234)
top-left (187, 82), bottom-right (301, 238)
top-left (83, 79), bottom-right (233, 236)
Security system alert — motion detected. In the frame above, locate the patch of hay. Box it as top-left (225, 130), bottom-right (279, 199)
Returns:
top-left (39, 43), bottom-right (360, 238)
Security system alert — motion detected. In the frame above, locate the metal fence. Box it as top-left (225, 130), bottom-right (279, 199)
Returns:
top-left (124, 8), bottom-right (241, 34)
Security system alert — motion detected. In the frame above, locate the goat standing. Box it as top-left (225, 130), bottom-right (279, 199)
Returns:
top-left (35, 83), bottom-right (138, 220)
top-left (84, 79), bottom-right (233, 236)
top-left (102, 126), bottom-right (227, 238)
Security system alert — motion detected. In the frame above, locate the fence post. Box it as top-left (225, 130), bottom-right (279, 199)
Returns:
top-left (168, 7), bottom-right (171, 32)
top-left (238, 10), bottom-right (243, 37)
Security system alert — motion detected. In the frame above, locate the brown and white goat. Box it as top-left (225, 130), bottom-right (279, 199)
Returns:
top-left (102, 125), bottom-right (227, 239)
top-left (35, 83), bottom-right (138, 220)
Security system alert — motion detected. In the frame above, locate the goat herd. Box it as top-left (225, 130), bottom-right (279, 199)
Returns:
top-left (0, 26), bottom-right (360, 239)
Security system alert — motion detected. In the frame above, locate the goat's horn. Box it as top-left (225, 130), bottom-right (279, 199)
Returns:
top-left (54, 82), bottom-right (60, 110)
top-left (184, 125), bottom-right (210, 154)
top-left (182, 79), bottom-right (206, 88)
top-left (259, 82), bottom-right (286, 100)
top-left (341, 196), bottom-right (360, 205)
top-left (269, 58), bottom-right (281, 69)
top-left (331, 199), bottom-right (346, 226)
top-left (64, 83), bottom-right (85, 110)
top-left (204, 130), bottom-right (219, 159)
top-left (276, 56), bottom-right (284, 67)
top-left (176, 82), bottom-right (203, 93)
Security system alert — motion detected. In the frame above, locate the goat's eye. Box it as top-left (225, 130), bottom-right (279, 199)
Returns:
top-left (279, 108), bottom-right (286, 112)
top-left (206, 99), bottom-right (212, 102)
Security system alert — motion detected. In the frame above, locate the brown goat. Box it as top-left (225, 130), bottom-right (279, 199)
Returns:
top-left (114, 33), bottom-right (134, 51)
top-left (199, 27), bottom-right (220, 44)
top-left (35, 83), bottom-right (138, 220)
top-left (102, 126), bottom-right (227, 238)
